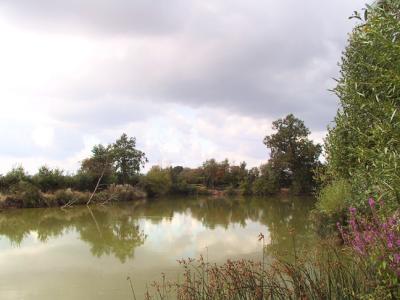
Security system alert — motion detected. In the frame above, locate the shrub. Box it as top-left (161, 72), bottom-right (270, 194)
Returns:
top-left (70, 172), bottom-right (95, 191)
top-left (316, 179), bottom-right (352, 216)
top-left (8, 181), bottom-right (43, 208)
top-left (252, 165), bottom-right (279, 196)
top-left (170, 172), bottom-right (197, 195)
top-left (52, 189), bottom-right (89, 206)
top-left (0, 166), bottom-right (30, 192)
top-left (32, 166), bottom-right (67, 192)
top-left (141, 166), bottom-right (172, 197)
top-left (101, 184), bottom-right (146, 202)
top-left (312, 180), bottom-right (352, 236)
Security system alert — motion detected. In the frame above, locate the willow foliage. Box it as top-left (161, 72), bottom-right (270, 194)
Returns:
top-left (325, 0), bottom-right (400, 209)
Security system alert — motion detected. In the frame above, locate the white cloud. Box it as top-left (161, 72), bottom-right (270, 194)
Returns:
top-left (31, 126), bottom-right (55, 148)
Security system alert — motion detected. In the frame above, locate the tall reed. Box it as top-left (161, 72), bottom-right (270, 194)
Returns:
top-left (144, 239), bottom-right (377, 300)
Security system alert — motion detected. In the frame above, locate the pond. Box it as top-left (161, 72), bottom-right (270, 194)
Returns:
top-left (0, 196), bottom-right (315, 299)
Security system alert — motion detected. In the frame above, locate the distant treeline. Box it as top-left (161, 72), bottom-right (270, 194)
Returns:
top-left (0, 114), bottom-right (322, 207)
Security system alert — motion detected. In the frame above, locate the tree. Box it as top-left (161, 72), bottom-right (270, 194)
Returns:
top-left (78, 134), bottom-right (147, 198)
top-left (324, 1), bottom-right (400, 209)
top-left (113, 134), bottom-right (147, 184)
top-left (33, 166), bottom-right (66, 192)
top-left (202, 159), bottom-right (219, 188)
top-left (167, 166), bottom-right (189, 194)
top-left (264, 114), bottom-right (321, 193)
top-left (252, 164), bottom-right (279, 195)
top-left (80, 144), bottom-right (115, 189)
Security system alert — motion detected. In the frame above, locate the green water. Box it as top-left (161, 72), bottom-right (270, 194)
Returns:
top-left (0, 196), bottom-right (315, 299)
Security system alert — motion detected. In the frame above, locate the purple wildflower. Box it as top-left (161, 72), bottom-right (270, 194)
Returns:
top-left (349, 207), bottom-right (357, 215)
top-left (368, 198), bottom-right (375, 208)
top-left (394, 253), bottom-right (400, 264)
top-left (338, 199), bottom-right (400, 279)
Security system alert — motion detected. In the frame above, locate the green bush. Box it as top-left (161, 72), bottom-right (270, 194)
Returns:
top-left (316, 179), bottom-right (352, 216)
top-left (70, 172), bottom-right (95, 191)
top-left (169, 167), bottom-right (198, 195)
top-left (313, 179), bottom-right (352, 236)
top-left (239, 179), bottom-right (253, 195)
top-left (252, 164), bottom-right (279, 195)
top-left (8, 181), bottom-right (43, 208)
top-left (0, 166), bottom-right (30, 192)
top-left (33, 166), bottom-right (66, 192)
top-left (52, 189), bottom-right (88, 206)
top-left (141, 166), bottom-right (172, 197)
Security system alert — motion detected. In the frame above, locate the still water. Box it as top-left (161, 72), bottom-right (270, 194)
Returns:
top-left (0, 196), bottom-right (315, 299)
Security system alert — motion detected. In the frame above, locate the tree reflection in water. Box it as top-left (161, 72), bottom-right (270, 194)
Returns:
top-left (0, 196), bottom-right (315, 262)
top-left (0, 204), bottom-right (147, 263)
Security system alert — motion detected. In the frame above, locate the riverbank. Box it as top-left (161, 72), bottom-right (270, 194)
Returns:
top-left (0, 183), bottom-right (299, 210)
top-left (0, 184), bottom-right (146, 209)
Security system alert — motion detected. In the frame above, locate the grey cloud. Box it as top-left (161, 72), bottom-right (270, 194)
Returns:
top-left (0, 0), bottom-right (191, 35)
top-left (16, 0), bottom-right (365, 131)
top-left (0, 0), bottom-right (368, 168)
top-left (53, 97), bottom-right (163, 129)
top-left (155, 1), bottom-right (361, 129)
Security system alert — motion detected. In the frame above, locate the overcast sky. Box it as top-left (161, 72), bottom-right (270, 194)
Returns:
top-left (0, 0), bottom-right (367, 174)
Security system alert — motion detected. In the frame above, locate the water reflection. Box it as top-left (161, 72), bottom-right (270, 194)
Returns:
top-left (0, 204), bottom-right (147, 262)
top-left (0, 196), bottom-right (314, 259)
top-left (0, 196), bottom-right (315, 300)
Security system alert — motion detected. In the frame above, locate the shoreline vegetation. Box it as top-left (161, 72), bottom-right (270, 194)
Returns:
top-left (0, 113), bottom-right (322, 210)
top-left (0, 182), bottom-right (294, 210)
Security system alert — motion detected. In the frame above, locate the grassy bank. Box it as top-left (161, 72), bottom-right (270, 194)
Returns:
top-left (0, 184), bottom-right (146, 209)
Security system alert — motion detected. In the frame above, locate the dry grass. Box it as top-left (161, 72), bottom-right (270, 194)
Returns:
top-left (0, 193), bottom-right (6, 202)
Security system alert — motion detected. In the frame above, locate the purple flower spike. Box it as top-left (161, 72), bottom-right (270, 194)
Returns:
top-left (368, 198), bottom-right (375, 208)
top-left (338, 198), bottom-right (400, 280)
top-left (394, 253), bottom-right (400, 264)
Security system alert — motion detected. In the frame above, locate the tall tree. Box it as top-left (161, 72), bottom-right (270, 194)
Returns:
top-left (113, 133), bottom-right (148, 184)
top-left (79, 144), bottom-right (115, 199)
top-left (80, 144), bottom-right (114, 181)
top-left (202, 159), bottom-right (219, 188)
top-left (264, 114), bottom-right (321, 193)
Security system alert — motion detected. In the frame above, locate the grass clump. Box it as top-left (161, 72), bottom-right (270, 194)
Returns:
top-left (316, 179), bottom-right (351, 216)
top-left (312, 179), bottom-right (352, 236)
